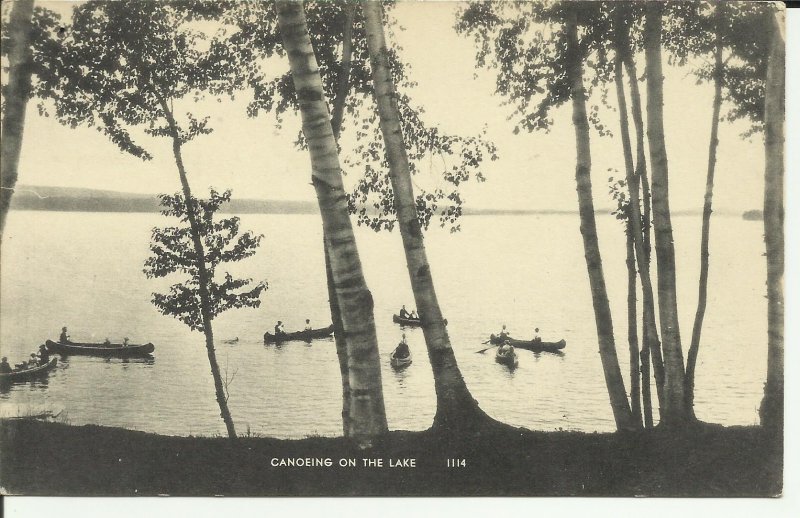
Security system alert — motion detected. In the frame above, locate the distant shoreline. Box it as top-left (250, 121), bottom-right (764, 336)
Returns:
top-left (9, 185), bottom-right (750, 217)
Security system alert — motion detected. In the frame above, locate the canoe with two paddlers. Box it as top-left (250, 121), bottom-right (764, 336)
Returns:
top-left (392, 314), bottom-right (448, 327)
top-left (0, 357), bottom-right (58, 382)
top-left (264, 325), bottom-right (334, 344)
top-left (495, 347), bottom-right (518, 368)
top-left (390, 349), bottom-right (412, 369)
top-left (489, 334), bottom-right (566, 354)
top-left (45, 339), bottom-right (155, 357)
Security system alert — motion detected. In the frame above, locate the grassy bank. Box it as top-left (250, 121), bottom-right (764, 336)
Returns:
top-left (0, 419), bottom-right (782, 496)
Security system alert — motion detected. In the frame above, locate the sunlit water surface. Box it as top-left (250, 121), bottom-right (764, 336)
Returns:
top-left (0, 211), bottom-right (766, 437)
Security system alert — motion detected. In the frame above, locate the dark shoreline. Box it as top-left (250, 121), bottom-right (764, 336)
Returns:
top-left (0, 419), bottom-right (782, 496)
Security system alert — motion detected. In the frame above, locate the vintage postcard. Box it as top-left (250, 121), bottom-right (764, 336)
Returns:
top-left (0, 0), bottom-right (786, 497)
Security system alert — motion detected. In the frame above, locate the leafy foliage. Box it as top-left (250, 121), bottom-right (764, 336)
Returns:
top-left (144, 189), bottom-right (267, 332)
top-left (15, 0), bottom-right (246, 158)
top-left (456, 1), bottom-right (612, 136)
top-left (214, 1), bottom-right (498, 231)
top-left (662, 1), bottom-right (773, 136)
top-left (457, 0), bottom-right (774, 142)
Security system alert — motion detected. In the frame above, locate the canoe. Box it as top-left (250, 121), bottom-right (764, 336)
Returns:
top-left (495, 347), bottom-right (518, 368)
top-left (264, 325), bottom-right (334, 344)
top-left (392, 314), bottom-right (448, 327)
top-left (489, 334), bottom-right (566, 353)
top-left (45, 339), bottom-right (155, 357)
top-left (390, 350), bottom-right (412, 369)
top-left (0, 358), bottom-right (58, 382)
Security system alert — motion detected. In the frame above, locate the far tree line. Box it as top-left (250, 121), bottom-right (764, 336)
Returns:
top-left (0, 1), bottom-right (784, 444)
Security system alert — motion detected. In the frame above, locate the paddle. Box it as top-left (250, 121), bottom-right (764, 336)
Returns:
top-left (475, 343), bottom-right (498, 354)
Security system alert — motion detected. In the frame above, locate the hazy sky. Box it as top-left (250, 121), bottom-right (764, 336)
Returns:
top-left (10, 1), bottom-right (768, 212)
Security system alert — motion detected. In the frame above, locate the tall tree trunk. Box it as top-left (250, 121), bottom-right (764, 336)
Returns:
top-left (644, 2), bottom-right (688, 425)
top-left (0, 0), bottom-right (35, 240)
top-left (276, 0), bottom-right (388, 443)
top-left (759, 8), bottom-right (784, 432)
top-left (685, 3), bottom-right (725, 420)
top-left (324, 242), bottom-right (350, 435)
top-left (622, 51), bottom-right (663, 425)
top-left (158, 97), bottom-right (237, 439)
top-left (565, 8), bottom-right (635, 432)
top-left (361, 1), bottom-right (492, 431)
top-left (326, 2), bottom-right (356, 436)
top-left (612, 12), bottom-right (657, 427)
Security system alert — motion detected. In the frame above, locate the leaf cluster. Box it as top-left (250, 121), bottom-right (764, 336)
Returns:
top-left (143, 188), bottom-right (267, 332)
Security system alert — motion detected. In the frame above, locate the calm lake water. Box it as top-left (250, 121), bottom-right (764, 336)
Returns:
top-left (0, 210), bottom-right (767, 437)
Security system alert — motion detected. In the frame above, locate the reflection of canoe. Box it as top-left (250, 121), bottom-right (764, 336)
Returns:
top-left (264, 325), bottom-right (334, 344)
top-left (45, 339), bottom-right (155, 357)
top-left (489, 334), bottom-right (566, 353)
top-left (390, 350), bottom-right (412, 369)
top-left (495, 347), bottom-right (518, 368)
top-left (392, 315), bottom-right (448, 327)
top-left (0, 357), bottom-right (58, 382)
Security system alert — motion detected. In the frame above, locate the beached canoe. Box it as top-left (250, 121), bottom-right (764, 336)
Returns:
top-left (489, 334), bottom-right (566, 354)
top-left (495, 347), bottom-right (518, 368)
top-left (0, 357), bottom-right (58, 382)
top-left (45, 339), bottom-right (155, 357)
top-left (392, 314), bottom-right (448, 327)
top-left (264, 325), bottom-right (334, 344)
top-left (390, 350), bottom-right (412, 369)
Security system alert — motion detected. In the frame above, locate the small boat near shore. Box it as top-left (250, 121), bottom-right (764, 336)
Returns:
top-left (392, 314), bottom-right (448, 327)
top-left (489, 334), bottom-right (566, 354)
top-left (0, 358), bottom-right (58, 382)
top-left (45, 339), bottom-right (155, 357)
top-left (390, 350), bottom-right (412, 369)
top-left (495, 347), bottom-right (518, 368)
top-left (264, 325), bottom-right (335, 344)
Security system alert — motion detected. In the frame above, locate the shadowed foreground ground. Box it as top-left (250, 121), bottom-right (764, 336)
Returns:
top-left (0, 419), bottom-right (782, 496)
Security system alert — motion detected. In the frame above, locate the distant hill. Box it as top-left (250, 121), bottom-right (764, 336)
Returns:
top-left (9, 185), bottom-right (319, 215)
top-left (742, 209), bottom-right (764, 221)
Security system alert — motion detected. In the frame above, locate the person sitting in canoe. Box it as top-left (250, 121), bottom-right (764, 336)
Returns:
top-left (394, 334), bottom-right (410, 359)
top-left (274, 321), bottom-right (286, 337)
top-left (37, 344), bottom-right (50, 365)
top-left (499, 324), bottom-right (510, 340)
top-left (410, 310), bottom-right (419, 319)
top-left (533, 328), bottom-right (541, 344)
top-left (399, 306), bottom-right (411, 319)
top-left (122, 337), bottom-right (130, 347)
top-left (304, 319), bottom-right (312, 332)
top-left (59, 327), bottom-right (70, 344)
top-left (27, 353), bottom-right (40, 368)
top-left (0, 357), bottom-right (11, 374)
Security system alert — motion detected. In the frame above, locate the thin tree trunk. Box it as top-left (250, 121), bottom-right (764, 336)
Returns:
top-left (361, 1), bottom-right (493, 431)
top-left (625, 219), bottom-right (643, 428)
top-left (644, 3), bottom-right (687, 425)
top-left (622, 51), bottom-right (662, 425)
top-left (158, 97), bottom-right (237, 440)
top-left (326, 2), bottom-right (356, 436)
top-left (276, 0), bottom-right (388, 443)
top-left (565, 7), bottom-right (635, 432)
top-left (0, 0), bottom-right (35, 239)
top-left (759, 8), bottom-right (784, 432)
top-left (685, 3), bottom-right (725, 419)
top-left (331, 2), bottom-right (355, 139)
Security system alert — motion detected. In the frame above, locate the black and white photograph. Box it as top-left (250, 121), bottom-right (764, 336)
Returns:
top-left (0, 0), bottom-right (789, 499)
